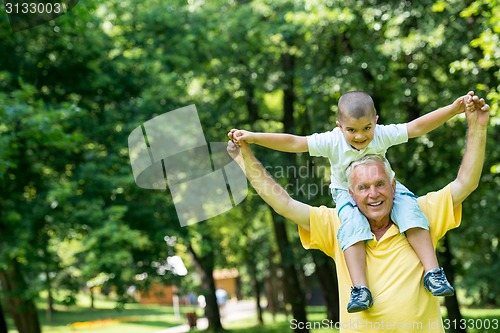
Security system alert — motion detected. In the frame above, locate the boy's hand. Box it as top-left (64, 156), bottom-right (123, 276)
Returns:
top-left (228, 129), bottom-right (255, 145)
top-left (451, 91), bottom-right (475, 115)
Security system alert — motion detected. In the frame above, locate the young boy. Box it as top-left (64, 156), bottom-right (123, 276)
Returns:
top-left (228, 91), bottom-right (474, 313)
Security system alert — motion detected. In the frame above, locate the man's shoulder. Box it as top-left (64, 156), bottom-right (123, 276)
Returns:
top-left (417, 185), bottom-right (462, 243)
top-left (310, 205), bottom-right (340, 223)
top-left (417, 185), bottom-right (451, 208)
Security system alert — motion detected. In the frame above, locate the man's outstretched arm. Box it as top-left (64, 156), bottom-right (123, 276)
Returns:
top-left (227, 140), bottom-right (311, 230)
top-left (450, 95), bottom-right (490, 208)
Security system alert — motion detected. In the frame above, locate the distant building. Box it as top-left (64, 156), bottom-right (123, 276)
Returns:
top-left (213, 268), bottom-right (240, 300)
top-left (137, 268), bottom-right (240, 305)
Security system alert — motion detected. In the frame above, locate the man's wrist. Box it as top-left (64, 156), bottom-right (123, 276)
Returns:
top-left (467, 124), bottom-right (488, 139)
top-left (468, 122), bottom-right (488, 131)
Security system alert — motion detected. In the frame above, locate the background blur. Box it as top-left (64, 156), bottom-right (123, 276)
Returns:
top-left (0, 1), bottom-right (498, 332)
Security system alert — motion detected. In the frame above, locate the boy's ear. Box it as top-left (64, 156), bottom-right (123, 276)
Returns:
top-left (375, 115), bottom-right (379, 123)
top-left (336, 120), bottom-right (342, 128)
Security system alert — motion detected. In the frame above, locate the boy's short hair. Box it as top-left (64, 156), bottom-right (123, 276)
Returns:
top-left (346, 154), bottom-right (394, 191)
top-left (338, 91), bottom-right (377, 122)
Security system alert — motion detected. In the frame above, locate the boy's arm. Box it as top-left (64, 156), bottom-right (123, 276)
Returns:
top-left (406, 91), bottom-right (473, 138)
top-left (228, 129), bottom-right (308, 153)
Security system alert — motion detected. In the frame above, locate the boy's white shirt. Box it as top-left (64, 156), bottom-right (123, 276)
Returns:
top-left (307, 123), bottom-right (408, 191)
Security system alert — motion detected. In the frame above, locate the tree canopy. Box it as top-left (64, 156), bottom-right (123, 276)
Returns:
top-left (0, 1), bottom-right (498, 332)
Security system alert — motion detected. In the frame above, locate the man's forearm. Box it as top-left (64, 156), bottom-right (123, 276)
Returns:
top-left (232, 144), bottom-right (311, 229)
top-left (238, 148), bottom-right (294, 215)
top-left (451, 123), bottom-right (487, 206)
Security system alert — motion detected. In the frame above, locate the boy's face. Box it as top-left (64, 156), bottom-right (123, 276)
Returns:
top-left (336, 115), bottom-right (378, 151)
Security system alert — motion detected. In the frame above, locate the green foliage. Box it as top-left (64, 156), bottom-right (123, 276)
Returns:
top-left (1, 5), bottom-right (499, 332)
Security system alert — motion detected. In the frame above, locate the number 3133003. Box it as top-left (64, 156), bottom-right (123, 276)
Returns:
top-left (443, 318), bottom-right (498, 330)
top-left (5, 2), bottom-right (65, 14)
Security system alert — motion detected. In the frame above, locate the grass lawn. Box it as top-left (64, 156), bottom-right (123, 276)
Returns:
top-left (224, 307), bottom-right (340, 333)
top-left (224, 306), bottom-right (500, 333)
top-left (7, 294), bottom-right (196, 333)
top-left (5, 296), bottom-right (500, 333)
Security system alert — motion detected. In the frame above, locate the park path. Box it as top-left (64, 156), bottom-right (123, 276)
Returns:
top-left (152, 300), bottom-right (256, 333)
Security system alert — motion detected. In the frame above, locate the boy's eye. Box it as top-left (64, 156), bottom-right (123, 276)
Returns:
top-left (347, 128), bottom-right (355, 132)
top-left (364, 126), bottom-right (371, 131)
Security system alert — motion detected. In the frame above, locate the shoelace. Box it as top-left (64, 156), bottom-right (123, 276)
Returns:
top-left (431, 270), bottom-right (447, 284)
top-left (351, 286), bottom-right (366, 301)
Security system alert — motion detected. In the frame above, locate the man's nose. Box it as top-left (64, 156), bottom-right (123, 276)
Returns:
top-left (368, 185), bottom-right (379, 197)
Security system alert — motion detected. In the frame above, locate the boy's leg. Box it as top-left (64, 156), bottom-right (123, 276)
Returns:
top-left (336, 189), bottom-right (374, 312)
top-left (392, 182), bottom-right (454, 296)
top-left (343, 242), bottom-right (367, 287)
top-left (405, 228), bottom-right (438, 272)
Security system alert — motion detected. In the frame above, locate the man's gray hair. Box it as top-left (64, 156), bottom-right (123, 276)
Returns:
top-left (346, 154), bottom-right (395, 190)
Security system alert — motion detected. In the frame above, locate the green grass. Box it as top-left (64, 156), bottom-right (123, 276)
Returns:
top-left (224, 306), bottom-right (500, 333)
top-left (224, 307), bottom-right (340, 333)
top-left (7, 294), bottom-right (197, 333)
top-left (5, 297), bottom-right (500, 333)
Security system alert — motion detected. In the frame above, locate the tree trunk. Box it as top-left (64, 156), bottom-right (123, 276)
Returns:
top-left (90, 287), bottom-right (95, 309)
top-left (243, 78), bottom-right (259, 123)
top-left (187, 242), bottom-right (224, 332)
top-left (311, 250), bottom-right (340, 323)
top-left (45, 268), bottom-right (53, 323)
top-left (275, 44), bottom-right (309, 333)
top-left (282, 52), bottom-right (295, 133)
top-left (248, 259), bottom-right (264, 325)
top-left (440, 235), bottom-right (466, 333)
top-left (264, 256), bottom-right (279, 321)
top-left (0, 302), bottom-right (8, 333)
top-left (0, 261), bottom-right (41, 333)
top-left (270, 210), bottom-right (309, 333)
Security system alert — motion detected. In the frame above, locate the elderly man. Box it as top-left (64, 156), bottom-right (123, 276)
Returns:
top-left (227, 95), bottom-right (489, 332)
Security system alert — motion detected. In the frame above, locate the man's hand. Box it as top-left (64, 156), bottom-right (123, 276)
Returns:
top-left (227, 139), bottom-right (241, 160)
top-left (226, 138), bottom-right (252, 162)
top-left (466, 94), bottom-right (490, 128)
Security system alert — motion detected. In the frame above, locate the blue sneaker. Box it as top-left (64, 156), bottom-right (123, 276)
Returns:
top-left (347, 286), bottom-right (373, 313)
top-left (424, 267), bottom-right (455, 296)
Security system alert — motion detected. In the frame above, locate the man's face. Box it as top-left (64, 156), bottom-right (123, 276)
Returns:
top-left (336, 115), bottom-right (378, 151)
top-left (348, 161), bottom-right (396, 225)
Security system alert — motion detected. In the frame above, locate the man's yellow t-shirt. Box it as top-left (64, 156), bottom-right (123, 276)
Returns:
top-left (299, 185), bottom-right (462, 333)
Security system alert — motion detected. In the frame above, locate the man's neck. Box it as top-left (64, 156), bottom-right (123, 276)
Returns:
top-left (370, 220), bottom-right (394, 240)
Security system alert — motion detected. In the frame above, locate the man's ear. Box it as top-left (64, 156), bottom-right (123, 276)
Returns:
top-left (392, 178), bottom-right (397, 192)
